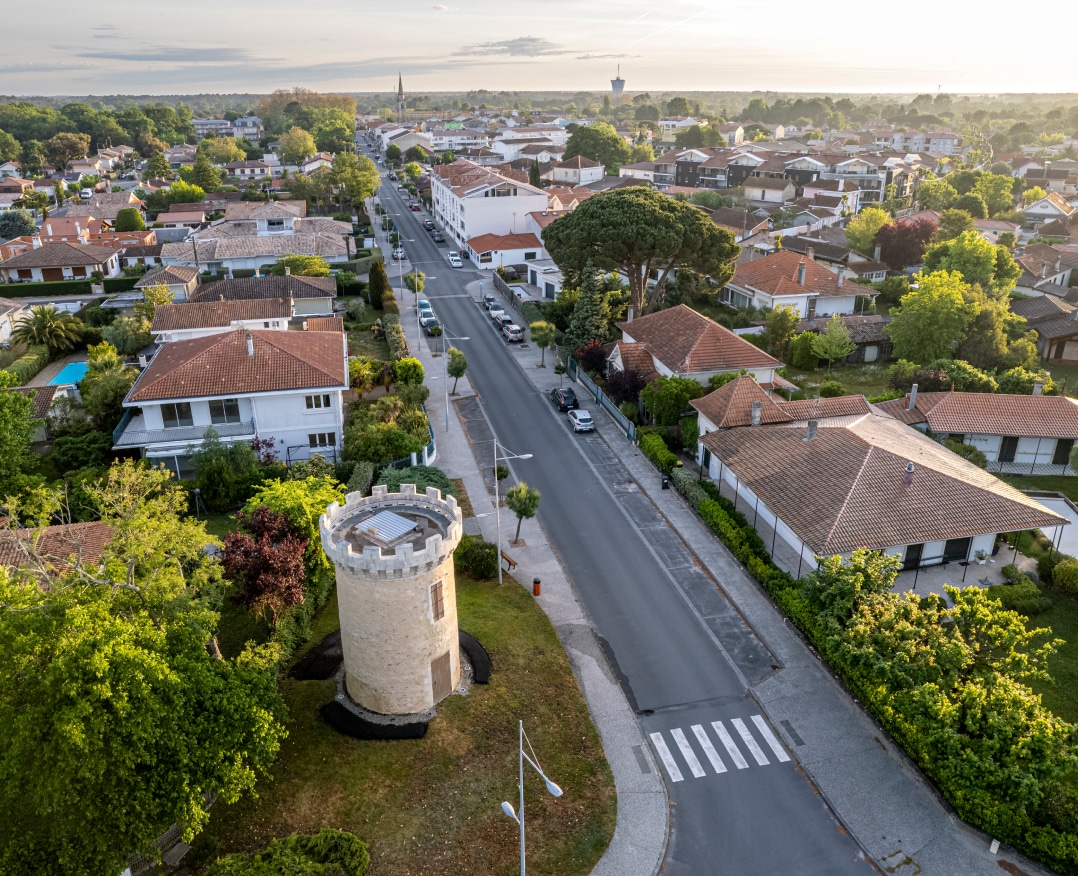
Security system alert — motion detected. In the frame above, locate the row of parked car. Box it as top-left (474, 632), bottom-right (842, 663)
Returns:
top-left (482, 295), bottom-right (523, 342)
top-left (417, 299), bottom-right (442, 336)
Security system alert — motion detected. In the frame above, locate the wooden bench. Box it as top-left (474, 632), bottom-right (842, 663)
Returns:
top-left (500, 550), bottom-right (518, 572)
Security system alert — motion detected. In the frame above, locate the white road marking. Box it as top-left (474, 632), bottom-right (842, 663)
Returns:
top-left (712, 721), bottom-right (749, 769)
top-left (650, 732), bottom-right (683, 782)
top-left (692, 724), bottom-right (727, 774)
top-left (671, 728), bottom-right (705, 778)
top-left (732, 717), bottom-right (770, 766)
top-left (752, 715), bottom-right (792, 763)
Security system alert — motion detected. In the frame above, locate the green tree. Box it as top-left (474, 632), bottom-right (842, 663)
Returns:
top-left (404, 145), bottom-right (427, 164)
top-left (631, 143), bottom-right (655, 163)
top-left (394, 357), bottom-right (424, 385)
top-left (529, 321), bottom-right (556, 366)
top-left (192, 152), bottom-right (222, 192)
top-left (665, 96), bottom-right (692, 116)
top-left (674, 125), bottom-right (725, 149)
top-left (402, 162), bottom-right (423, 181)
top-left (368, 260), bottom-right (388, 308)
top-left (634, 104), bottom-right (660, 122)
top-left (543, 186), bottom-right (740, 314)
top-left (344, 421), bottom-right (423, 465)
top-left (760, 304), bottom-right (800, 357)
top-left (447, 346), bottom-right (468, 393)
top-left (132, 283), bottom-right (173, 324)
top-left (935, 208), bottom-right (975, 241)
top-left (563, 122), bottom-right (632, 174)
top-left (269, 255), bottom-right (330, 277)
top-left (0, 210), bottom-right (36, 240)
top-left (505, 481), bottom-right (540, 543)
top-left (101, 314), bottom-right (151, 356)
top-left (11, 305), bottom-right (82, 357)
top-left (916, 178), bottom-right (957, 210)
top-left (13, 190), bottom-right (50, 220)
top-left (810, 315), bottom-right (856, 372)
top-left (1023, 185), bottom-right (1048, 206)
top-left (329, 152), bottom-right (379, 206)
top-left (242, 476), bottom-right (345, 576)
top-left (145, 148), bottom-right (171, 180)
top-left (0, 129), bottom-right (19, 163)
top-left (0, 461), bottom-right (286, 876)
top-left (845, 207), bottom-right (890, 256)
top-left (640, 375), bottom-right (705, 427)
top-left (952, 193), bottom-right (988, 219)
top-left (529, 160), bottom-right (541, 188)
top-left (165, 179), bottom-right (206, 204)
top-left (886, 271), bottom-right (976, 363)
top-left (0, 371), bottom-right (39, 495)
top-left (804, 548), bottom-right (900, 634)
top-left (955, 288), bottom-right (1010, 371)
top-left (313, 114), bottom-right (355, 154)
top-left (112, 206), bottom-right (145, 232)
top-left (44, 131), bottom-right (91, 169)
top-left (972, 173), bottom-right (1017, 216)
top-left (200, 136), bottom-right (245, 164)
top-left (278, 125), bottom-right (317, 165)
top-left (563, 265), bottom-right (611, 355)
top-left (385, 143), bottom-right (402, 164)
top-left (922, 230), bottom-right (1021, 299)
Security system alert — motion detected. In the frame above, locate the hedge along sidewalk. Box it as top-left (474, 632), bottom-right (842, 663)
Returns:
top-left (395, 280), bottom-right (669, 876)
top-left (625, 441), bottom-right (1056, 876)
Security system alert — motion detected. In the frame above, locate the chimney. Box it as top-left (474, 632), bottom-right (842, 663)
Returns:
top-left (837, 267), bottom-right (845, 286)
top-left (625, 305), bottom-right (634, 323)
top-left (908, 382), bottom-right (918, 411)
top-left (31, 236), bottom-right (41, 249)
top-left (806, 246), bottom-right (815, 261)
top-left (1033, 379), bottom-right (1044, 396)
top-left (803, 420), bottom-right (818, 442)
top-left (751, 400), bottom-right (762, 426)
top-left (1057, 255), bottom-right (1062, 272)
top-left (1041, 263), bottom-right (1047, 279)
top-left (245, 331), bottom-right (254, 357)
top-left (874, 244), bottom-right (882, 262)
top-left (797, 260), bottom-right (806, 285)
top-left (903, 462), bottom-right (914, 487)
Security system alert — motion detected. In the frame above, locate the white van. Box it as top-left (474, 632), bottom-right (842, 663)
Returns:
top-left (79, 188), bottom-right (94, 200)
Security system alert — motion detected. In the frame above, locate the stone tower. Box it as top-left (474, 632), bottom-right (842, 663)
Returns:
top-left (396, 73), bottom-right (406, 120)
top-left (320, 485), bottom-right (463, 715)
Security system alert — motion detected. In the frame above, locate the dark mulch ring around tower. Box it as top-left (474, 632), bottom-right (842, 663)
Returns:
top-left (459, 629), bottom-right (492, 683)
top-left (289, 629), bottom-right (343, 681)
top-left (319, 702), bottom-right (429, 740)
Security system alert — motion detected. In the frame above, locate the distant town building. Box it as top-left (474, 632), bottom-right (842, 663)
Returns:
top-left (611, 66), bottom-right (625, 105)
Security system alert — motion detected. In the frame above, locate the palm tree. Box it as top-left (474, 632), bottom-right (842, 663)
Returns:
top-left (11, 305), bottom-right (84, 356)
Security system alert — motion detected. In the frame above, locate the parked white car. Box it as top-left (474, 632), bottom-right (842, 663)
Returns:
top-left (447, 251), bottom-right (462, 268)
top-left (567, 410), bottom-right (595, 432)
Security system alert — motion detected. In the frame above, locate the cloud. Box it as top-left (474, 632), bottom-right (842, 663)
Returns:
top-left (432, 4), bottom-right (453, 10)
top-left (455, 37), bottom-right (566, 57)
top-left (576, 53), bottom-right (640, 61)
top-left (78, 46), bottom-right (257, 64)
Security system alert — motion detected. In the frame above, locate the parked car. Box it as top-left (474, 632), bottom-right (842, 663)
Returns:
top-left (419, 312), bottom-right (439, 327)
top-left (432, 231), bottom-right (445, 243)
top-left (391, 248), bottom-right (406, 260)
top-left (417, 299), bottom-right (433, 313)
top-left (410, 204), bottom-right (421, 212)
top-left (550, 387), bottom-right (579, 411)
top-left (483, 295), bottom-right (496, 310)
top-left (567, 409), bottom-right (595, 433)
top-left (502, 323), bottom-right (524, 343)
top-left (423, 220), bottom-right (435, 230)
top-left (425, 319), bottom-right (442, 336)
top-left (448, 252), bottom-right (462, 268)
top-left (389, 173), bottom-right (397, 181)
top-left (496, 315), bottom-right (514, 331)
top-left (489, 305), bottom-right (505, 322)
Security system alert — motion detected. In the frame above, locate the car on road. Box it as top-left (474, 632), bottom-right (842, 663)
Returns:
top-left (496, 315), bottom-right (514, 331)
top-left (419, 311), bottom-right (439, 327)
top-left (423, 220), bottom-right (435, 230)
top-left (567, 409), bottom-right (594, 432)
top-left (417, 299), bottom-right (432, 313)
top-left (488, 304), bottom-right (505, 322)
top-left (410, 204), bottom-right (421, 212)
top-left (391, 248), bottom-right (406, 260)
top-left (432, 231), bottom-right (445, 243)
top-left (502, 323), bottom-right (524, 343)
top-left (447, 252), bottom-right (462, 268)
top-left (483, 295), bottom-right (496, 310)
top-left (424, 319), bottom-right (442, 336)
top-left (550, 387), bottom-right (579, 411)
top-left (388, 173), bottom-right (397, 181)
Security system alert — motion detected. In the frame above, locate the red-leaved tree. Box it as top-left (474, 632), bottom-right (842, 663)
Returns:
top-left (873, 217), bottom-right (938, 270)
top-left (575, 339), bottom-right (608, 375)
top-left (222, 506), bottom-right (308, 626)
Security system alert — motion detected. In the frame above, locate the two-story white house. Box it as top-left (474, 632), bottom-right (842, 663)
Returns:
top-left (547, 155), bottom-right (605, 186)
top-left (114, 328), bottom-right (348, 475)
top-left (721, 250), bottom-right (875, 318)
top-left (150, 297), bottom-right (292, 343)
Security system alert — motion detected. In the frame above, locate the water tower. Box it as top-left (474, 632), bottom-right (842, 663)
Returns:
top-left (611, 65), bottom-right (626, 105)
top-left (320, 484), bottom-right (463, 715)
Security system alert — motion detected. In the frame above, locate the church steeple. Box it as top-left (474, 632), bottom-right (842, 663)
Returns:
top-left (396, 73), bottom-right (406, 120)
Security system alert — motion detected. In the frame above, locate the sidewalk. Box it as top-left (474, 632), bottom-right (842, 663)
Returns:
top-left (403, 282), bottom-right (1055, 876)
top-left (396, 290), bottom-right (669, 876)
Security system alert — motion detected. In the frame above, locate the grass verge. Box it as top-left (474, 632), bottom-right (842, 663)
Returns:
top-left (189, 575), bottom-right (617, 875)
top-left (348, 324), bottom-right (392, 361)
top-left (1029, 592), bottom-right (1078, 724)
top-left (450, 478), bottom-right (475, 518)
top-left (1000, 474), bottom-right (1078, 504)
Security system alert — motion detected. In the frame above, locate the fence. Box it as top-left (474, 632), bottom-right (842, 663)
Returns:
top-left (568, 358), bottom-right (637, 441)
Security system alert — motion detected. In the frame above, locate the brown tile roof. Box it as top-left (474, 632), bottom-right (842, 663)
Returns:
top-left (778, 395), bottom-right (871, 419)
top-left (796, 314), bottom-right (891, 344)
top-left (187, 275), bottom-right (336, 302)
top-left (306, 316), bottom-right (344, 333)
top-left (151, 298), bottom-right (292, 332)
top-left (699, 414), bottom-right (1064, 555)
top-left (0, 521), bottom-right (112, 574)
top-left (223, 201), bottom-right (306, 221)
top-left (11, 384), bottom-right (56, 420)
top-left (466, 232), bottom-right (541, 253)
top-left (609, 341), bottom-right (659, 381)
top-left (0, 242), bottom-right (118, 269)
top-left (730, 250), bottom-right (857, 299)
top-left (554, 155), bottom-right (601, 169)
top-left (616, 305), bottom-right (781, 373)
top-left (136, 265), bottom-right (199, 288)
top-left (127, 329), bottom-right (346, 402)
top-left (875, 391), bottom-right (1078, 438)
top-left (1011, 295), bottom-right (1075, 322)
top-left (690, 376), bottom-right (791, 428)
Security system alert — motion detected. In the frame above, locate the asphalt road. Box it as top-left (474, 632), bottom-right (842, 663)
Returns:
top-left (379, 179), bottom-right (873, 875)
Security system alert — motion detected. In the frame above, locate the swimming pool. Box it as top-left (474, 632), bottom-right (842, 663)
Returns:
top-left (48, 361), bottom-right (89, 385)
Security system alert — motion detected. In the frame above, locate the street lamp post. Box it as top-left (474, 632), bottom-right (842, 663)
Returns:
top-left (440, 329), bottom-right (469, 433)
top-left (493, 440), bottom-right (533, 585)
top-left (500, 720), bottom-right (563, 876)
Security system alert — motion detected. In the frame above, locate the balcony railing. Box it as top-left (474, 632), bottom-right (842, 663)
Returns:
top-left (114, 419), bottom-right (256, 448)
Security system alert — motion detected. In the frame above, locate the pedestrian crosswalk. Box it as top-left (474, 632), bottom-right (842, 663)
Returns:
top-left (649, 714), bottom-right (791, 783)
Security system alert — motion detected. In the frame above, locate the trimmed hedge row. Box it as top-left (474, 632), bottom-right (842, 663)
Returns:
top-left (5, 345), bottom-right (51, 385)
top-left (640, 432), bottom-right (678, 474)
top-left (382, 313), bottom-right (409, 359)
top-left (102, 276), bottom-right (139, 293)
top-left (1, 279), bottom-right (92, 297)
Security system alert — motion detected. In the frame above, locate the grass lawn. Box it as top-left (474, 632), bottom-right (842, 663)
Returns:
top-left (1044, 360), bottom-right (1078, 396)
top-left (999, 474), bottom-right (1078, 504)
top-left (784, 362), bottom-right (892, 398)
top-left (200, 512), bottom-right (239, 540)
top-left (348, 324), bottom-right (392, 361)
top-left (450, 478), bottom-right (475, 518)
top-left (1028, 592), bottom-right (1078, 724)
top-left (188, 576), bottom-right (617, 876)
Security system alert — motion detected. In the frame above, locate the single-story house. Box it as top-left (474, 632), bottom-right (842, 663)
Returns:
top-left (743, 176), bottom-right (796, 204)
top-left (465, 232), bottom-right (543, 269)
top-left (1024, 192), bottom-right (1076, 226)
top-left (0, 297), bottom-right (27, 343)
top-left (609, 304), bottom-right (787, 388)
top-left (151, 297), bottom-right (292, 343)
top-left (0, 242), bottom-right (121, 283)
top-left (546, 156), bottom-right (604, 186)
top-left (795, 314), bottom-right (893, 364)
top-left (1011, 295), bottom-right (1078, 361)
top-left (1014, 243), bottom-right (1078, 298)
top-left (524, 259), bottom-right (565, 300)
top-left (186, 274), bottom-right (336, 317)
top-left (876, 388), bottom-right (1078, 473)
top-left (721, 249), bottom-right (875, 318)
top-left (136, 265), bottom-right (200, 302)
top-left (157, 211), bottom-right (206, 230)
top-left (121, 244), bottom-right (164, 269)
top-left (65, 192), bottom-right (145, 222)
top-left (222, 160), bottom-right (271, 179)
top-left (159, 233), bottom-right (350, 278)
top-left (11, 383), bottom-right (59, 441)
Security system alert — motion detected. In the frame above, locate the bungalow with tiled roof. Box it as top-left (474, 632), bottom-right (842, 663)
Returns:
top-left (11, 383), bottom-right (58, 441)
top-left (795, 314), bottom-right (893, 364)
top-left (135, 265), bottom-right (201, 301)
top-left (464, 232), bottom-right (543, 269)
top-left (698, 404), bottom-right (1065, 575)
top-left (742, 176), bottom-right (795, 205)
top-left (721, 249), bottom-right (874, 318)
top-left (151, 297), bottom-right (292, 343)
top-left (65, 191), bottom-right (145, 221)
top-left (609, 304), bottom-right (786, 388)
top-left (186, 274), bottom-right (337, 317)
top-left (1010, 296), bottom-right (1078, 361)
top-left (0, 241), bottom-right (121, 283)
top-left (1014, 243), bottom-right (1078, 298)
top-left (1024, 191), bottom-right (1076, 227)
top-left (547, 155), bottom-right (604, 186)
top-left (876, 389), bottom-right (1078, 474)
top-left (114, 329), bottom-right (348, 475)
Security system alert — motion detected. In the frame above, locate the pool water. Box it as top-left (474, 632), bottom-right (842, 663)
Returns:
top-left (48, 361), bottom-right (89, 385)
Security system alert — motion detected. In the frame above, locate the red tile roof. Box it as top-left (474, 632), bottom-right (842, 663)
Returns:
top-left (127, 329), bottom-right (346, 402)
top-left (466, 232), bottom-right (542, 253)
top-left (730, 250), bottom-right (854, 299)
top-left (0, 242), bottom-right (117, 269)
top-left (875, 391), bottom-right (1078, 438)
top-left (11, 384), bottom-right (57, 420)
top-left (700, 414), bottom-right (1064, 555)
top-left (609, 341), bottom-right (659, 382)
top-left (0, 521), bottom-right (112, 576)
top-left (690, 376), bottom-right (791, 428)
top-left (151, 298), bottom-right (291, 332)
top-left (616, 305), bottom-right (780, 373)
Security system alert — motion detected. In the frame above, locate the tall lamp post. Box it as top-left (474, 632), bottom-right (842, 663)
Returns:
top-left (493, 440), bottom-right (533, 585)
top-left (439, 328), bottom-right (469, 432)
top-left (500, 720), bottom-right (563, 876)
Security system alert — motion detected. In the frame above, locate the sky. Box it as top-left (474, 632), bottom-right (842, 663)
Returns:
top-left (6, 0), bottom-right (1078, 98)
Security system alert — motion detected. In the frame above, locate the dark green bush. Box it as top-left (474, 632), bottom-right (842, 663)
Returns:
top-left (640, 432), bottom-right (678, 474)
top-left (206, 828), bottom-right (369, 876)
top-left (50, 431), bottom-right (114, 472)
top-left (1052, 558), bottom-right (1078, 595)
top-left (987, 577), bottom-right (1052, 615)
top-left (818, 379), bottom-right (845, 398)
top-left (454, 535), bottom-right (498, 580)
top-left (376, 464), bottom-right (455, 497)
top-left (5, 345), bottom-right (51, 384)
top-left (1039, 552), bottom-right (1067, 586)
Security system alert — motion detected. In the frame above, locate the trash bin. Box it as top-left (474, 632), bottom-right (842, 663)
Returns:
top-left (661, 476), bottom-right (670, 490)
